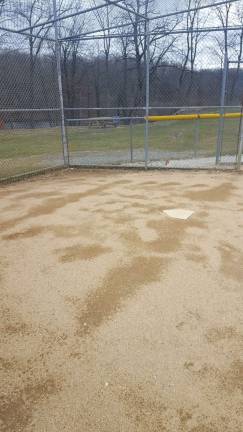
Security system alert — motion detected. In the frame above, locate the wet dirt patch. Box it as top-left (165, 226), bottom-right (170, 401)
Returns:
top-left (3, 322), bottom-right (29, 336)
top-left (77, 256), bottom-right (165, 337)
top-left (117, 380), bottom-right (220, 432)
top-left (0, 377), bottom-right (60, 432)
top-left (147, 218), bottom-right (206, 254)
top-left (205, 326), bottom-right (241, 344)
top-left (221, 360), bottom-right (243, 393)
top-left (108, 179), bottom-right (132, 186)
top-left (1, 203), bottom-right (21, 213)
top-left (0, 181), bottom-right (121, 231)
top-left (129, 202), bottom-right (151, 209)
top-left (116, 381), bottom-right (168, 431)
top-left (0, 188), bottom-right (28, 198)
top-left (190, 184), bottom-right (208, 188)
top-left (189, 423), bottom-right (219, 432)
top-left (218, 242), bottom-right (243, 283)
top-left (146, 219), bottom-right (187, 253)
top-left (110, 215), bottom-right (132, 225)
top-left (51, 224), bottom-right (92, 238)
top-left (0, 195), bottom-right (79, 231)
top-left (139, 180), bottom-right (161, 186)
top-left (190, 360), bottom-right (243, 394)
top-left (0, 357), bottom-right (16, 371)
top-left (176, 310), bottom-right (202, 333)
top-left (184, 182), bottom-right (236, 202)
top-left (93, 205), bottom-right (127, 216)
top-left (0, 258), bottom-right (8, 280)
top-left (121, 216), bottom-right (207, 256)
top-left (118, 193), bottom-right (147, 201)
top-left (2, 223), bottom-right (93, 241)
top-left (56, 244), bottom-right (111, 263)
top-left (1, 304), bottom-right (29, 337)
top-left (185, 244), bottom-right (202, 252)
top-left (185, 253), bottom-right (208, 264)
top-left (2, 226), bottom-right (46, 240)
top-left (12, 191), bottom-right (64, 200)
top-left (177, 408), bottom-right (193, 428)
top-left (139, 181), bottom-right (180, 188)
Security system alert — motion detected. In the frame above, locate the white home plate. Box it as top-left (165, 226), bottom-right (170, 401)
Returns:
top-left (163, 209), bottom-right (194, 220)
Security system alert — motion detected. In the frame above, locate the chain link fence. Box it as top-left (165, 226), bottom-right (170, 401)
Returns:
top-left (1, 1), bottom-right (243, 180)
top-left (0, 109), bottom-right (63, 179)
top-left (0, 21), bottom-right (64, 179)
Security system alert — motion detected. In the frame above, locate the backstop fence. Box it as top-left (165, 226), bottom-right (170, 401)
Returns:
top-left (0, 0), bottom-right (243, 180)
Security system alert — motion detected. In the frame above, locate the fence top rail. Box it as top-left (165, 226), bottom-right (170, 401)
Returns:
top-left (0, 106), bottom-right (241, 114)
top-left (2, 0), bottom-right (237, 39)
top-left (69, 24), bottom-right (243, 42)
top-left (66, 117), bottom-right (144, 122)
top-left (0, 108), bottom-right (60, 113)
top-left (64, 107), bottom-right (145, 111)
top-left (64, 105), bottom-right (242, 111)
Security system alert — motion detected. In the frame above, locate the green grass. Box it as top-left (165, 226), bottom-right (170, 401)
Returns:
top-left (0, 128), bottom-right (62, 159)
top-left (149, 118), bottom-right (240, 156)
top-left (0, 118), bottom-right (240, 177)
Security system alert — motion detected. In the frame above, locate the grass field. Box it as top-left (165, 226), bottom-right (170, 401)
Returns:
top-left (0, 118), bottom-right (240, 177)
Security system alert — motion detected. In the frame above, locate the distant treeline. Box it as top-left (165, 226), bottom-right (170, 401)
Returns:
top-left (0, 49), bottom-right (243, 119)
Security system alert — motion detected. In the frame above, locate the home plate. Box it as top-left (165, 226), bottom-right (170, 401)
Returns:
top-left (163, 209), bottom-right (194, 220)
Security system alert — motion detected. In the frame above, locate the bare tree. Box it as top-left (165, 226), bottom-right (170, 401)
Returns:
top-left (215, 1), bottom-right (233, 60)
top-left (116, 27), bottom-right (131, 113)
top-left (12, 0), bottom-right (52, 121)
top-left (118, 0), bottom-right (150, 106)
top-left (60, 8), bottom-right (86, 111)
top-left (178, 0), bottom-right (207, 96)
top-left (0, 0), bottom-right (7, 44)
top-left (211, 2), bottom-right (236, 105)
top-left (212, 1), bottom-right (236, 69)
top-left (116, 0), bottom-right (180, 107)
top-left (92, 1), bottom-right (113, 106)
top-left (229, 3), bottom-right (243, 99)
top-left (0, 0), bottom-right (4, 15)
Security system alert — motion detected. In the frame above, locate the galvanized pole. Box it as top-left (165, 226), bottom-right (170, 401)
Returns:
top-left (144, 19), bottom-right (150, 169)
top-left (236, 104), bottom-right (243, 170)
top-left (53, 0), bottom-right (69, 167)
top-left (194, 114), bottom-right (200, 159)
top-left (216, 51), bottom-right (228, 165)
top-left (130, 119), bottom-right (133, 163)
top-left (237, 124), bottom-right (243, 170)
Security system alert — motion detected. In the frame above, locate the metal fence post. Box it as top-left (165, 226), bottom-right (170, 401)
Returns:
top-left (216, 51), bottom-right (228, 165)
top-left (144, 18), bottom-right (150, 169)
top-left (130, 119), bottom-right (134, 163)
top-left (237, 108), bottom-right (243, 170)
top-left (194, 114), bottom-right (200, 159)
top-left (53, 0), bottom-right (69, 167)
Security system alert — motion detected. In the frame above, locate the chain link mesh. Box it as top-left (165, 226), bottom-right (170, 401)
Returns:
top-left (0, 1), bottom-right (243, 178)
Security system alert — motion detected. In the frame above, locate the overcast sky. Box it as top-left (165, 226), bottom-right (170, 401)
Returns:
top-left (1, 0), bottom-right (242, 70)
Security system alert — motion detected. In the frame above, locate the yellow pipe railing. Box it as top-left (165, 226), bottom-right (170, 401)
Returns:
top-left (146, 112), bottom-right (243, 122)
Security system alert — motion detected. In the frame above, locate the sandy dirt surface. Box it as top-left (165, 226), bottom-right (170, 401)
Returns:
top-left (0, 169), bottom-right (243, 432)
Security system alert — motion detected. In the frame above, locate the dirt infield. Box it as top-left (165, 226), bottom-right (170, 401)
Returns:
top-left (0, 169), bottom-right (243, 432)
